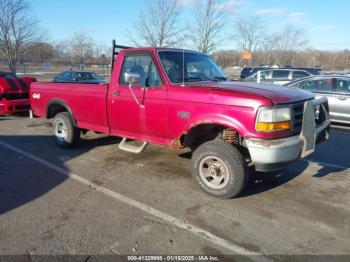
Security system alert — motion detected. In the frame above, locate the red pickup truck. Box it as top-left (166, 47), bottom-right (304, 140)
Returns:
top-left (0, 72), bottom-right (36, 115)
top-left (30, 42), bottom-right (330, 198)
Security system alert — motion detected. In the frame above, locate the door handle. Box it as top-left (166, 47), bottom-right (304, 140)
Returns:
top-left (337, 97), bottom-right (347, 101)
top-left (112, 90), bottom-right (120, 96)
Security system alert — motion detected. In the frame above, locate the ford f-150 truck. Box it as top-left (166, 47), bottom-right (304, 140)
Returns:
top-left (0, 71), bottom-right (36, 115)
top-left (30, 42), bottom-right (330, 198)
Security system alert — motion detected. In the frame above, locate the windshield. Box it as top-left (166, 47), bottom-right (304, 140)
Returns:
top-left (77, 72), bottom-right (101, 81)
top-left (158, 51), bottom-right (226, 83)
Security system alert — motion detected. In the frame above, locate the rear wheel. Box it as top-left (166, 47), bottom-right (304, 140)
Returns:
top-left (191, 139), bottom-right (248, 199)
top-left (52, 112), bottom-right (80, 148)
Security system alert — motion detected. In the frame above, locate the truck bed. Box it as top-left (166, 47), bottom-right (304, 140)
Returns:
top-left (30, 82), bottom-right (110, 133)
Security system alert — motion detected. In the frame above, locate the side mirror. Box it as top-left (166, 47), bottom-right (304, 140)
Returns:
top-left (124, 72), bottom-right (141, 85)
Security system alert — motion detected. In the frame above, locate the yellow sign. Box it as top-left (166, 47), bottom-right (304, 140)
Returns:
top-left (242, 50), bottom-right (252, 60)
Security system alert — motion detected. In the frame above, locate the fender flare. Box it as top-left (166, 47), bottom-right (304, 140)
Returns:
top-left (46, 99), bottom-right (77, 126)
top-left (171, 113), bottom-right (252, 148)
top-left (183, 114), bottom-right (248, 136)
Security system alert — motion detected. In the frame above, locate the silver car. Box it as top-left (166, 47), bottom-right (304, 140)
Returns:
top-left (286, 75), bottom-right (350, 124)
top-left (244, 69), bottom-right (311, 85)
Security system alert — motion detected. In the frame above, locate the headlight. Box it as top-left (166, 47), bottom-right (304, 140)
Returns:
top-left (256, 107), bottom-right (292, 132)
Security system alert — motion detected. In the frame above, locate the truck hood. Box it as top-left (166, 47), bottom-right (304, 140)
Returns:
top-left (192, 81), bottom-right (314, 105)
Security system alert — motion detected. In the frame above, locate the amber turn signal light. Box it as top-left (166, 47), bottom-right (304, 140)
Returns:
top-left (256, 121), bottom-right (292, 132)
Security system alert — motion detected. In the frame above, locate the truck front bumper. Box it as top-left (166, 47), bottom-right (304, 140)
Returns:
top-left (0, 99), bottom-right (30, 115)
top-left (245, 97), bottom-right (330, 172)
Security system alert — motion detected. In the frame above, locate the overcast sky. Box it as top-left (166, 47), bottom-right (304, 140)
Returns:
top-left (30, 0), bottom-right (350, 51)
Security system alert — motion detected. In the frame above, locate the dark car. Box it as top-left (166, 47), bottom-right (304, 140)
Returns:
top-left (53, 71), bottom-right (105, 84)
top-left (0, 71), bottom-right (14, 77)
top-left (285, 75), bottom-right (350, 124)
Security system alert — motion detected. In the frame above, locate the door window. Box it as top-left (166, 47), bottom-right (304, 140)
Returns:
top-left (259, 70), bottom-right (270, 80)
top-left (247, 70), bottom-right (270, 81)
top-left (335, 79), bottom-right (350, 94)
top-left (303, 79), bottom-right (333, 92)
top-left (289, 80), bottom-right (305, 88)
top-left (272, 70), bottom-right (289, 79)
top-left (292, 71), bottom-right (309, 79)
top-left (61, 72), bottom-right (72, 79)
top-left (120, 54), bottom-right (161, 87)
top-left (147, 62), bottom-right (162, 87)
top-left (71, 72), bottom-right (78, 81)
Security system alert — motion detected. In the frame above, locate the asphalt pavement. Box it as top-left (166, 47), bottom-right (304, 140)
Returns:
top-left (0, 115), bottom-right (349, 260)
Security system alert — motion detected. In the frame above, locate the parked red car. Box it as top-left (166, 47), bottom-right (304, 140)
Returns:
top-left (30, 42), bottom-right (330, 198)
top-left (0, 71), bottom-right (36, 115)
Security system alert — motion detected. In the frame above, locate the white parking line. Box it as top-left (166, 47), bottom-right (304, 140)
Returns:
top-left (302, 159), bottom-right (350, 171)
top-left (0, 140), bottom-right (269, 260)
top-left (331, 130), bottom-right (350, 136)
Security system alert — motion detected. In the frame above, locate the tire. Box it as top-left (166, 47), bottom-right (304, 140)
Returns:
top-left (52, 112), bottom-right (80, 148)
top-left (191, 139), bottom-right (248, 199)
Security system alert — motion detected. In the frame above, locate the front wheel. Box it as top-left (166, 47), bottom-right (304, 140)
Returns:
top-left (52, 112), bottom-right (80, 148)
top-left (191, 139), bottom-right (248, 199)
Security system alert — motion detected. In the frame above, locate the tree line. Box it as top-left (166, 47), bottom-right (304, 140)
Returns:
top-left (1, 0), bottom-right (349, 73)
top-left (214, 49), bottom-right (350, 71)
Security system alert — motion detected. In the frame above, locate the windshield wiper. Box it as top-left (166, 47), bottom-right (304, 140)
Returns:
top-left (203, 76), bottom-right (228, 82)
top-left (176, 76), bottom-right (227, 83)
top-left (212, 76), bottom-right (227, 81)
top-left (176, 77), bottom-right (204, 82)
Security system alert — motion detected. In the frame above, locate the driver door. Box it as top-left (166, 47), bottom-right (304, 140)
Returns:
top-left (108, 53), bottom-right (168, 140)
top-left (333, 78), bottom-right (350, 123)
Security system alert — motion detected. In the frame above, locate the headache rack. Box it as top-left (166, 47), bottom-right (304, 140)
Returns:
top-left (111, 40), bottom-right (132, 72)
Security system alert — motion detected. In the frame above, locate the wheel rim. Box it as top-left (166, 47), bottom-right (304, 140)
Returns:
top-left (54, 120), bottom-right (67, 141)
top-left (199, 156), bottom-right (230, 190)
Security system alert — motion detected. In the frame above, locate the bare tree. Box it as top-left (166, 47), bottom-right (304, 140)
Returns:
top-left (128, 0), bottom-right (183, 47)
top-left (259, 35), bottom-right (276, 65)
top-left (68, 32), bottom-right (95, 69)
top-left (93, 44), bottom-right (110, 59)
top-left (273, 25), bottom-right (308, 65)
top-left (233, 16), bottom-right (265, 53)
top-left (214, 47), bottom-right (350, 72)
top-left (22, 42), bottom-right (54, 61)
top-left (188, 0), bottom-right (229, 54)
top-left (0, 0), bottom-right (43, 73)
top-left (53, 41), bottom-right (70, 61)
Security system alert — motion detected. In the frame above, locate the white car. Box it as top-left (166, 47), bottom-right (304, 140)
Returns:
top-left (244, 69), bottom-right (311, 85)
top-left (286, 75), bottom-right (350, 125)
